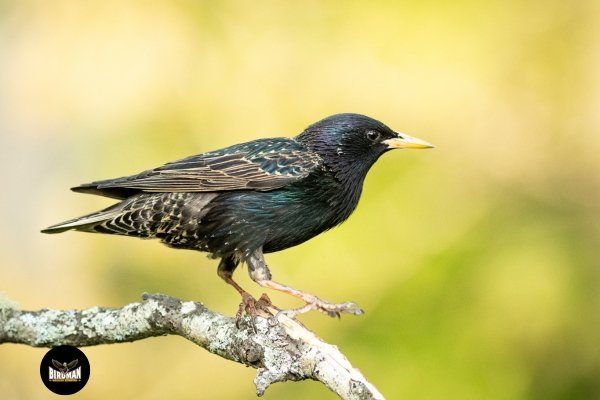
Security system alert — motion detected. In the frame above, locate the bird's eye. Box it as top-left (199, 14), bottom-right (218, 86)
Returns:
top-left (366, 130), bottom-right (381, 142)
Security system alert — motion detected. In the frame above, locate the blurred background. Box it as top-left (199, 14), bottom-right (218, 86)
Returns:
top-left (1, 1), bottom-right (599, 399)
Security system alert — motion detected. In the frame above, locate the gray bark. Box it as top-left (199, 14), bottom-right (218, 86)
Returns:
top-left (0, 293), bottom-right (384, 399)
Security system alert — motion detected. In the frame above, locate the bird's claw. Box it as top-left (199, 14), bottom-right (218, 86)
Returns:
top-left (235, 293), bottom-right (274, 330)
top-left (270, 298), bottom-right (364, 323)
top-left (309, 299), bottom-right (364, 318)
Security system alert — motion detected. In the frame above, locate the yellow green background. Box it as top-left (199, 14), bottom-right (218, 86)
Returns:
top-left (1, 1), bottom-right (599, 399)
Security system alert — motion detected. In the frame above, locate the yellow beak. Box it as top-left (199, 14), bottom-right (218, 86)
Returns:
top-left (382, 133), bottom-right (435, 149)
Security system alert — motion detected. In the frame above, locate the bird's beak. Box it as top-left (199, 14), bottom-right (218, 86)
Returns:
top-left (383, 133), bottom-right (435, 149)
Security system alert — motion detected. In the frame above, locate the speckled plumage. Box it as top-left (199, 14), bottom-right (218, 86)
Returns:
top-left (44, 113), bottom-right (433, 318)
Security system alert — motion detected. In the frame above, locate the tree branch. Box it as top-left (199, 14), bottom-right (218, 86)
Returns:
top-left (0, 293), bottom-right (384, 399)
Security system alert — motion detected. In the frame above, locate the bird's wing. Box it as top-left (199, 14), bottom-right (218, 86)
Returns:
top-left (72, 138), bottom-right (322, 199)
top-left (51, 359), bottom-right (64, 371)
top-left (67, 359), bottom-right (78, 370)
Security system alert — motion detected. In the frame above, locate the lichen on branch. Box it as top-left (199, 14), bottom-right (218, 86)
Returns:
top-left (0, 293), bottom-right (384, 400)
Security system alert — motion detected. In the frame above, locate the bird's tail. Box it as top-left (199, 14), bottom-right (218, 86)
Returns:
top-left (41, 204), bottom-right (122, 234)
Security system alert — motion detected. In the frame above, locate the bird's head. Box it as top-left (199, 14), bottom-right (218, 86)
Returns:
top-left (296, 113), bottom-right (433, 181)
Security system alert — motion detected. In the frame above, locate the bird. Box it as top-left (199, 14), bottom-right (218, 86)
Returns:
top-left (52, 359), bottom-right (79, 373)
top-left (43, 113), bottom-right (433, 320)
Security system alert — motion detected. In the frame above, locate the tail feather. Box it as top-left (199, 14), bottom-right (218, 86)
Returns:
top-left (41, 206), bottom-right (121, 234)
top-left (42, 192), bottom-right (213, 239)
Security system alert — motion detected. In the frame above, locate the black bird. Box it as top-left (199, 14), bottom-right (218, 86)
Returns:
top-left (43, 114), bottom-right (433, 319)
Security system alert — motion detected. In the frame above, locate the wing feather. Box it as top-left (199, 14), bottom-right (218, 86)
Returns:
top-left (75, 138), bottom-right (321, 197)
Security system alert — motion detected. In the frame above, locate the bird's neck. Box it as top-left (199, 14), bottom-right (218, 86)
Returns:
top-left (332, 167), bottom-right (366, 224)
top-left (294, 136), bottom-right (376, 225)
top-left (306, 166), bottom-right (366, 228)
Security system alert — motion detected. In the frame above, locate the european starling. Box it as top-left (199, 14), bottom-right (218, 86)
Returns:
top-left (43, 113), bottom-right (433, 319)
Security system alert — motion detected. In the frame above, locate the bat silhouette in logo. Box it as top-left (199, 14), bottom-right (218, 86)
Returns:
top-left (51, 359), bottom-right (78, 373)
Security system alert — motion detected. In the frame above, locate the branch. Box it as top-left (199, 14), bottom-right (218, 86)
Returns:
top-left (0, 293), bottom-right (384, 400)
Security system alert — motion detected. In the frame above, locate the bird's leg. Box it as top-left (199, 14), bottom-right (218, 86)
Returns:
top-left (217, 256), bottom-right (247, 297)
top-left (245, 249), bottom-right (364, 320)
top-left (217, 256), bottom-right (273, 326)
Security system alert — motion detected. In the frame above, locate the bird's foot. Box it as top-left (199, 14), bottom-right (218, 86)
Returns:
top-left (235, 292), bottom-right (275, 330)
top-left (272, 296), bottom-right (364, 322)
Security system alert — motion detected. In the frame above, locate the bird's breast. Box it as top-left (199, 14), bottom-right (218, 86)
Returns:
top-left (260, 172), bottom-right (364, 252)
top-left (197, 170), bottom-right (365, 255)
